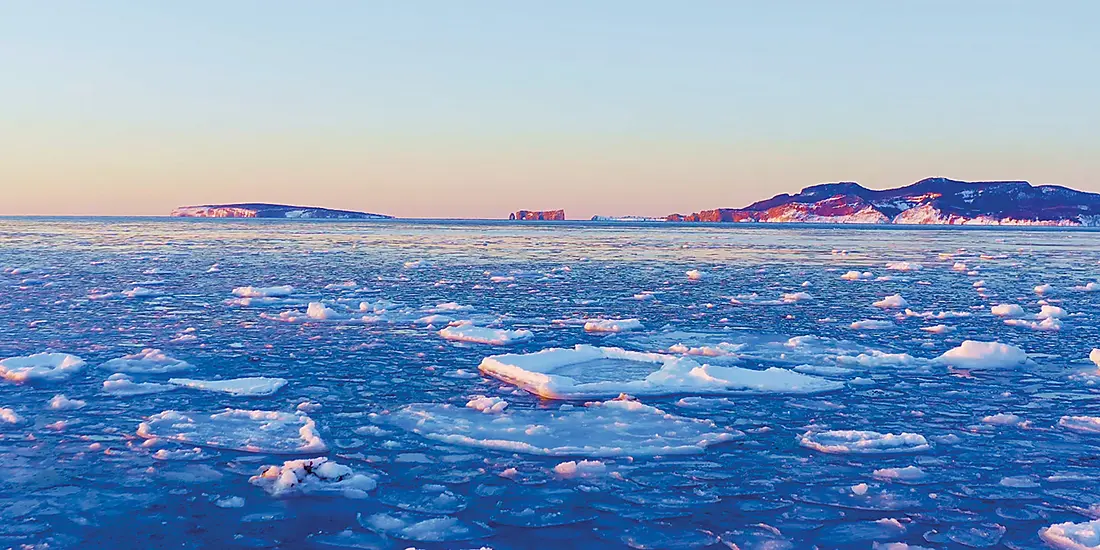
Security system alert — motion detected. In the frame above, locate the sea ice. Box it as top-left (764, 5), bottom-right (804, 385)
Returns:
top-left (934, 341), bottom-right (1028, 369)
top-left (439, 323), bottom-right (533, 345)
top-left (478, 345), bottom-right (842, 399)
top-left (100, 349), bottom-right (192, 374)
top-left (1040, 518), bottom-right (1100, 549)
top-left (991, 304), bottom-right (1025, 318)
top-left (583, 319), bottom-right (643, 333)
top-left (465, 395), bottom-right (508, 413)
top-left (872, 466), bottom-right (927, 482)
top-left (0, 407), bottom-right (25, 424)
top-left (850, 320), bottom-right (894, 330)
top-left (885, 262), bottom-right (922, 271)
top-left (1059, 416), bottom-right (1100, 434)
top-left (841, 270), bottom-right (873, 280)
top-left (103, 373), bottom-right (177, 396)
top-left (48, 394), bottom-right (86, 410)
top-left (873, 294), bottom-right (908, 308)
top-left (685, 270), bottom-right (707, 280)
top-left (167, 377), bottom-right (288, 396)
top-left (232, 285), bottom-right (294, 298)
top-left (0, 353), bottom-right (85, 383)
top-left (249, 457), bottom-right (376, 498)
top-left (358, 512), bottom-right (492, 543)
top-left (553, 459), bottom-right (607, 477)
top-left (377, 396), bottom-right (741, 457)
top-left (137, 409), bottom-right (326, 453)
top-left (798, 430), bottom-right (930, 454)
top-left (982, 413), bottom-right (1022, 426)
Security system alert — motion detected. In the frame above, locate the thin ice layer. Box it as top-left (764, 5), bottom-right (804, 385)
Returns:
top-left (377, 396), bottom-right (741, 457)
top-left (137, 409), bottom-right (326, 453)
top-left (478, 345), bottom-right (842, 399)
top-left (100, 349), bottom-right (192, 374)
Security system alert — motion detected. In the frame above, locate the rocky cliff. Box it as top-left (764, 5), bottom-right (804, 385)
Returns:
top-left (510, 210), bottom-right (566, 221)
top-left (666, 178), bottom-right (1100, 226)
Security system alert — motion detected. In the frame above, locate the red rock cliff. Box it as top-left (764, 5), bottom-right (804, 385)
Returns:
top-left (510, 210), bottom-right (566, 221)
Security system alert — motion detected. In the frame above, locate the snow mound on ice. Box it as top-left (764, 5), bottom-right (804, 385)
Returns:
top-left (359, 511), bottom-right (492, 543)
top-left (478, 345), bottom-right (842, 399)
top-left (232, 285), bottom-right (294, 298)
top-left (465, 395), bottom-right (508, 413)
top-left (885, 262), bottom-right (922, 271)
top-left (1040, 518), bottom-right (1100, 549)
top-left (553, 459), bottom-right (606, 477)
top-left (167, 377), bottom-right (288, 396)
top-left (850, 319), bottom-right (894, 330)
top-left (934, 341), bottom-right (1028, 369)
top-left (100, 349), bottom-right (191, 374)
top-left (1092, 349), bottom-right (1100, 367)
top-left (378, 396), bottom-right (740, 457)
top-left (841, 270), bottom-right (873, 281)
top-left (685, 270), bottom-right (707, 280)
top-left (584, 319), bottom-right (643, 333)
top-left (137, 409), bottom-right (326, 453)
top-left (249, 457), bottom-right (376, 498)
top-left (798, 430), bottom-right (930, 454)
top-left (873, 294), bottom-right (908, 308)
top-left (1, 407), bottom-right (25, 424)
top-left (103, 373), bottom-right (177, 396)
top-left (991, 304), bottom-right (1025, 318)
top-left (1059, 416), bottom-right (1100, 434)
top-left (872, 466), bottom-right (927, 482)
top-left (439, 323), bottom-right (533, 345)
top-left (0, 353), bottom-right (85, 384)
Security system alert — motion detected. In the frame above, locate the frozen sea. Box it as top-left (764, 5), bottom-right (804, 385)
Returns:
top-left (2, 217), bottom-right (1100, 549)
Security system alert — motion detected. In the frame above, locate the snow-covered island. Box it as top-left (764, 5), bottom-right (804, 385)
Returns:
top-left (666, 177), bottom-right (1100, 226)
top-left (171, 203), bottom-right (392, 219)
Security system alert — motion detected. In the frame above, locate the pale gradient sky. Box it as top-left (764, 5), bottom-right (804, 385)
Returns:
top-left (2, 1), bottom-right (1098, 218)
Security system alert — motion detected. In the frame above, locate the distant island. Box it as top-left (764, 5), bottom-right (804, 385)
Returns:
top-left (509, 210), bottom-right (565, 221)
top-left (171, 203), bottom-right (392, 219)
top-left (660, 178), bottom-right (1100, 226)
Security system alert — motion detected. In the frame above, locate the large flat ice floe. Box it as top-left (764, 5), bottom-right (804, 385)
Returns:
top-left (249, 457), bottom-right (376, 498)
top-left (933, 340), bottom-right (1028, 369)
top-left (439, 323), bottom-right (533, 345)
top-left (1039, 518), bottom-right (1100, 549)
top-left (100, 349), bottom-right (192, 374)
top-left (103, 373), bottom-right (177, 396)
top-left (137, 409), bottom-right (326, 453)
top-left (798, 430), bottom-right (931, 454)
top-left (478, 345), bottom-right (843, 399)
top-left (0, 353), bottom-right (85, 383)
top-left (376, 396), bottom-right (741, 457)
top-left (167, 377), bottom-right (288, 396)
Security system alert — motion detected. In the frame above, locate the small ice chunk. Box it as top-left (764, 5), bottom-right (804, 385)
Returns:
top-left (465, 395), bottom-right (508, 414)
top-left (982, 413), bottom-right (1022, 426)
top-left (439, 323), bottom-right (533, 345)
top-left (873, 294), bottom-right (908, 309)
top-left (379, 396), bottom-right (741, 457)
top-left (850, 319), bottom-right (894, 330)
top-left (553, 459), bottom-right (607, 477)
top-left (885, 261), bottom-right (922, 271)
top-left (100, 349), bottom-right (192, 374)
top-left (1073, 282), bottom-right (1100, 292)
top-left (359, 511), bottom-right (491, 543)
top-left (841, 270), bottom-right (873, 280)
top-left (685, 270), bottom-right (707, 280)
top-left (479, 345), bottom-right (842, 399)
top-left (250, 457), bottom-right (376, 498)
top-left (232, 285), bottom-right (294, 298)
top-left (851, 483), bottom-right (869, 495)
top-left (920, 324), bottom-right (953, 334)
top-left (1091, 349), bottom-right (1100, 367)
top-left (215, 496), bottom-right (245, 508)
top-left (167, 377), bottom-right (288, 396)
top-left (0, 353), bottom-right (85, 383)
top-left (1040, 518), bottom-right (1100, 549)
top-left (798, 430), bottom-right (930, 454)
top-left (1035, 283), bottom-right (1053, 295)
top-left (0, 407), bottom-right (25, 424)
top-left (872, 466), bottom-right (926, 482)
top-left (934, 341), bottom-right (1028, 369)
top-left (306, 302), bottom-right (347, 320)
top-left (1059, 416), bottom-right (1100, 434)
top-left (991, 304), bottom-right (1025, 318)
top-left (137, 409), bottom-right (326, 453)
top-left (103, 373), bottom-right (177, 396)
top-left (123, 287), bottom-right (162, 298)
top-left (584, 319), bottom-right (643, 333)
top-left (48, 394), bottom-right (86, 410)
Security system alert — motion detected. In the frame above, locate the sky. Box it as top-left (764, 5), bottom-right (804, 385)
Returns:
top-left (1, 1), bottom-right (1098, 218)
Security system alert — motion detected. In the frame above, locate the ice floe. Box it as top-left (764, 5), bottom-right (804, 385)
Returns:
top-left (1059, 416), bottom-right (1100, 434)
top-left (48, 394), bottom-right (86, 410)
top-left (991, 304), bottom-right (1025, 318)
top-left (583, 319), bottom-right (643, 333)
top-left (377, 396), bottom-right (740, 457)
top-left (249, 457), bottom-right (376, 498)
top-left (850, 320), bottom-right (894, 330)
top-left (478, 345), bottom-right (842, 399)
top-left (103, 373), bottom-right (177, 396)
top-left (873, 294), bottom-right (908, 308)
top-left (0, 407), bottom-right (25, 424)
top-left (138, 409), bottom-right (326, 453)
top-left (841, 270), bottom-right (873, 281)
top-left (100, 349), bottom-right (192, 374)
top-left (0, 353), bottom-right (85, 383)
top-left (232, 285), bottom-right (294, 298)
top-left (1040, 518), bottom-right (1100, 549)
top-left (359, 511), bottom-right (492, 543)
top-left (465, 395), bottom-right (508, 413)
top-left (167, 377), bottom-right (288, 396)
top-left (798, 430), bottom-right (931, 454)
top-left (934, 341), bottom-right (1028, 369)
top-left (872, 466), bottom-right (927, 482)
top-left (685, 270), bottom-right (707, 280)
top-left (439, 323), bottom-right (533, 345)
top-left (884, 262), bottom-right (922, 271)
top-left (553, 459), bottom-right (607, 477)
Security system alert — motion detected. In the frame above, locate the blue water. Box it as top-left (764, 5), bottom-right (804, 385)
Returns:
top-left (1, 218), bottom-right (1099, 549)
